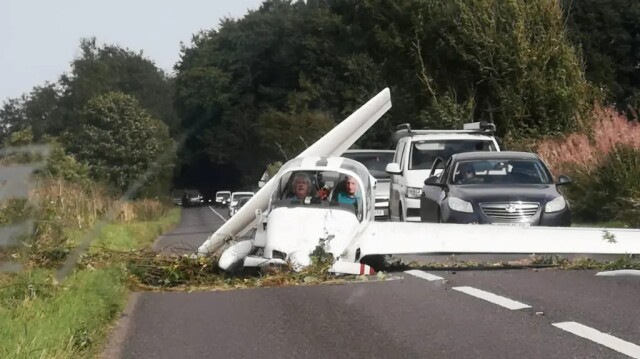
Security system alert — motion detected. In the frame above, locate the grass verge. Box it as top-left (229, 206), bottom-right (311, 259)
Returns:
top-left (0, 208), bottom-right (180, 359)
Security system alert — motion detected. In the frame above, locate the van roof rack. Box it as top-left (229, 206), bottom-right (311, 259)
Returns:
top-left (392, 121), bottom-right (496, 142)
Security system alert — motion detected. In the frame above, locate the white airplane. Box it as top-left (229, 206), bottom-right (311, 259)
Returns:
top-left (197, 88), bottom-right (640, 275)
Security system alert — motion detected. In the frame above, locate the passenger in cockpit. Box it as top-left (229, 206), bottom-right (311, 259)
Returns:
top-left (287, 173), bottom-right (312, 202)
top-left (334, 175), bottom-right (361, 206)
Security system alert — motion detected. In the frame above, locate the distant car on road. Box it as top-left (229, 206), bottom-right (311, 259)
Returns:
top-left (342, 149), bottom-right (395, 220)
top-left (420, 151), bottom-right (572, 226)
top-left (214, 191), bottom-right (231, 207)
top-left (182, 190), bottom-right (204, 207)
top-left (228, 191), bottom-right (254, 217)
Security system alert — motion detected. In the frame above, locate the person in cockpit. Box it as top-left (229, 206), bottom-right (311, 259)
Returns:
top-left (287, 173), bottom-right (313, 202)
top-left (333, 175), bottom-right (361, 207)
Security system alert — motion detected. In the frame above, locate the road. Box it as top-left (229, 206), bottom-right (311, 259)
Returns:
top-left (107, 206), bottom-right (640, 359)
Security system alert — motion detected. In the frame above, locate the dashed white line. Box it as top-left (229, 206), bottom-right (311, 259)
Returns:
top-left (452, 286), bottom-right (531, 310)
top-left (552, 322), bottom-right (640, 359)
top-left (595, 269), bottom-right (640, 277)
top-left (405, 270), bottom-right (445, 281)
top-left (208, 206), bottom-right (227, 222)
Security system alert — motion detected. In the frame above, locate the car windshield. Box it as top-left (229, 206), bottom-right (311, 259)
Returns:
top-left (234, 194), bottom-right (253, 201)
top-left (451, 159), bottom-right (552, 185)
top-left (217, 193), bottom-right (230, 199)
top-left (271, 170), bottom-right (365, 219)
top-left (342, 152), bottom-right (395, 179)
top-left (410, 140), bottom-right (496, 170)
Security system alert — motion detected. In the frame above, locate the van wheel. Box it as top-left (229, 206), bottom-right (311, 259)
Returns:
top-left (399, 203), bottom-right (404, 222)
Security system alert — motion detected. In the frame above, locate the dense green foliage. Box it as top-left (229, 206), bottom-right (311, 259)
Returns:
top-left (564, 146), bottom-right (640, 226)
top-left (62, 92), bottom-right (175, 196)
top-left (561, 0), bottom-right (640, 113)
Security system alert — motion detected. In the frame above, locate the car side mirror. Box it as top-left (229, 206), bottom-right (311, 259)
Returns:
top-left (424, 176), bottom-right (439, 185)
top-left (385, 163), bottom-right (401, 175)
top-left (556, 174), bottom-right (572, 185)
top-left (258, 180), bottom-right (265, 188)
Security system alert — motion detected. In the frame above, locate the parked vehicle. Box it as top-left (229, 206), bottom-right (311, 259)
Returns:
top-left (420, 151), bottom-right (572, 226)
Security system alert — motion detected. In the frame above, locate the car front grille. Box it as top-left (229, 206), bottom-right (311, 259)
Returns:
top-left (375, 197), bottom-right (388, 203)
top-left (480, 202), bottom-right (539, 222)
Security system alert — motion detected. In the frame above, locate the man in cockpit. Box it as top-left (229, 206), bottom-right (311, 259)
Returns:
top-left (335, 175), bottom-right (361, 206)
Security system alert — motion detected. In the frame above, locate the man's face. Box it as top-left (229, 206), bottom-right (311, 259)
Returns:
top-left (464, 168), bottom-right (474, 178)
top-left (345, 177), bottom-right (358, 195)
top-left (293, 177), bottom-right (309, 198)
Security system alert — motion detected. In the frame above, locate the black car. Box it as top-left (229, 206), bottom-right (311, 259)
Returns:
top-left (420, 151), bottom-right (572, 226)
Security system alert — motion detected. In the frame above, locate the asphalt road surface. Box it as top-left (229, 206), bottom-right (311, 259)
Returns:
top-left (108, 206), bottom-right (640, 359)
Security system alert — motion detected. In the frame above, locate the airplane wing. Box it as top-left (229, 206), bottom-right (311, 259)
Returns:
top-left (197, 88), bottom-right (392, 256)
top-left (358, 221), bottom-right (640, 257)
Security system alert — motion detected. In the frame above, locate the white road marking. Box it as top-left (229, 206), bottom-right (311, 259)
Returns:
top-left (208, 206), bottom-right (227, 222)
top-left (452, 286), bottom-right (531, 310)
top-left (595, 269), bottom-right (640, 277)
top-left (405, 270), bottom-right (445, 281)
top-left (552, 321), bottom-right (640, 359)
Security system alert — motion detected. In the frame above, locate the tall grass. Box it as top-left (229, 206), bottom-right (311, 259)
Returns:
top-left (0, 174), bottom-right (180, 358)
top-left (537, 104), bottom-right (640, 175)
top-left (535, 104), bottom-right (640, 225)
top-left (29, 179), bottom-right (170, 252)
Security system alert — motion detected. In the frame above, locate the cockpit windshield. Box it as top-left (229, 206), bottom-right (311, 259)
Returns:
top-left (271, 170), bottom-right (365, 219)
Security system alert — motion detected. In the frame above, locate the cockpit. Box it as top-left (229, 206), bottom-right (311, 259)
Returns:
top-left (269, 169), bottom-right (368, 220)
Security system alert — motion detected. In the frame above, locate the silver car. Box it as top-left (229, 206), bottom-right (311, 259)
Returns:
top-left (228, 191), bottom-right (255, 217)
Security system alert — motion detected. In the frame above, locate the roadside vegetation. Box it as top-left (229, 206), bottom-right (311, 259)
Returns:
top-left (0, 41), bottom-right (180, 358)
top-left (1, 0), bottom-right (640, 356)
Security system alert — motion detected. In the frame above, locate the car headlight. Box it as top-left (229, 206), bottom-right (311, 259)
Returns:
top-left (407, 187), bottom-right (422, 198)
top-left (545, 196), bottom-right (566, 213)
top-left (448, 197), bottom-right (473, 213)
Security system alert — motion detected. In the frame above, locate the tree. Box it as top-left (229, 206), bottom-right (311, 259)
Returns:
top-left (58, 38), bottom-right (180, 136)
top-left (357, 0), bottom-right (591, 139)
top-left (0, 96), bottom-right (28, 143)
top-left (561, 0), bottom-right (640, 113)
top-left (62, 92), bottom-right (175, 197)
top-left (174, 0), bottom-right (390, 184)
top-left (257, 109), bottom-right (335, 160)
